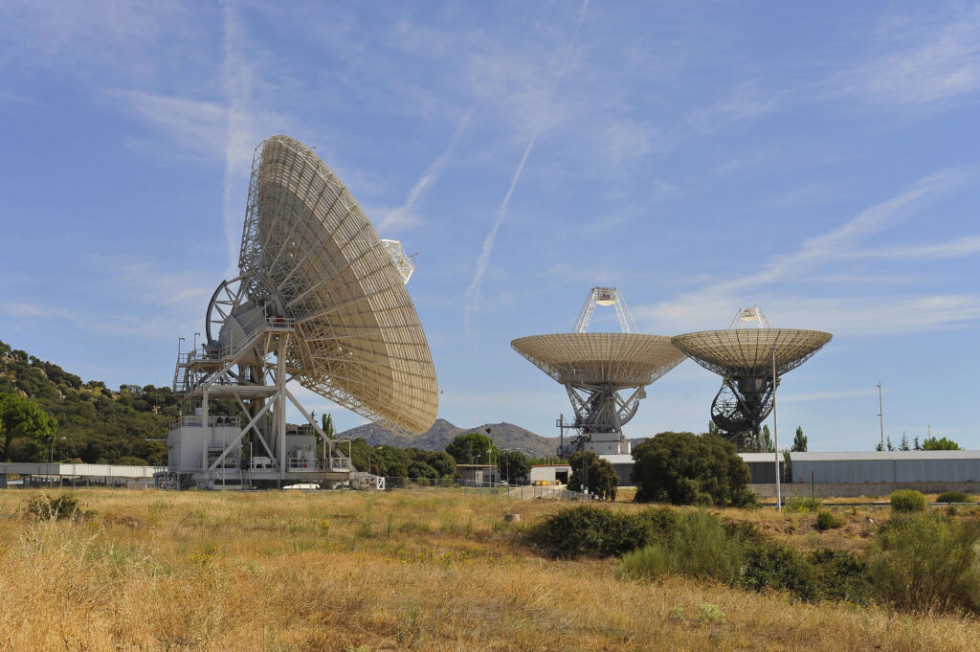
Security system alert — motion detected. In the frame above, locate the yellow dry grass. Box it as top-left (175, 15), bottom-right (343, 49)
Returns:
top-left (0, 489), bottom-right (977, 651)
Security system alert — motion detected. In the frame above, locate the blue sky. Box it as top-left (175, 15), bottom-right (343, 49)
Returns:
top-left (1, 1), bottom-right (978, 451)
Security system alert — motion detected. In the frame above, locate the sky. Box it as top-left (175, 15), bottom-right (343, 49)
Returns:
top-left (1, 1), bottom-right (978, 451)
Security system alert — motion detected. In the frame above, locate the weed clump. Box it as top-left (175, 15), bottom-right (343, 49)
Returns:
top-left (890, 489), bottom-right (927, 513)
top-left (25, 492), bottom-right (80, 521)
top-left (784, 496), bottom-right (822, 513)
top-left (815, 510), bottom-right (843, 531)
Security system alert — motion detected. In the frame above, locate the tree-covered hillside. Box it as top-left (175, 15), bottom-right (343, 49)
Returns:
top-left (0, 339), bottom-right (176, 465)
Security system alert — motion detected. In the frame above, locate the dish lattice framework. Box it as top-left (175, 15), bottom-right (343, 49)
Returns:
top-left (238, 135), bottom-right (438, 434)
top-left (670, 328), bottom-right (833, 379)
top-left (511, 333), bottom-right (684, 388)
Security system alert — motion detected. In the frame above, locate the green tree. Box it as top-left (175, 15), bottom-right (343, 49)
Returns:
top-left (567, 450), bottom-right (619, 500)
top-left (0, 393), bottom-right (57, 462)
top-left (762, 425), bottom-right (775, 453)
top-left (445, 432), bottom-right (498, 465)
top-left (791, 426), bottom-right (808, 452)
top-left (498, 449), bottom-right (531, 483)
top-left (321, 413), bottom-right (334, 439)
top-left (631, 431), bottom-right (753, 507)
top-left (922, 436), bottom-right (961, 451)
top-left (899, 433), bottom-right (911, 451)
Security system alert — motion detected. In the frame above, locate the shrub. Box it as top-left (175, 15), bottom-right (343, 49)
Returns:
top-left (616, 543), bottom-right (670, 581)
top-left (617, 510), bottom-right (742, 585)
top-left (25, 492), bottom-right (80, 520)
top-left (631, 432), bottom-right (753, 507)
top-left (739, 540), bottom-right (817, 600)
top-left (809, 549), bottom-right (869, 604)
top-left (937, 491), bottom-right (971, 504)
top-left (523, 505), bottom-right (652, 559)
top-left (890, 489), bottom-right (927, 513)
top-left (784, 496), bottom-right (822, 513)
top-left (636, 506), bottom-right (679, 544)
top-left (815, 510), bottom-right (843, 531)
top-left (868, 513), bottom-right (980, 613)
top-left (615, 509), bottom-right (871, 605)
top-left (668, 510), bottom-right (743, 583)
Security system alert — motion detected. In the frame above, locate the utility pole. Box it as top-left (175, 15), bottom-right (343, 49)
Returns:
top-left (771, 347), bottom-right (780, 512)
top-left (876, 382), bottom-right (884, 451)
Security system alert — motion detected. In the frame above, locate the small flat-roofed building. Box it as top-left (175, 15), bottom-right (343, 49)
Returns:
top-left (529, 464), bottom-right (571, 486)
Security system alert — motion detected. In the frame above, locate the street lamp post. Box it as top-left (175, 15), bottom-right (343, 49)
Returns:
top-left (877, 382), bottom-right (884, 451)
top-left (485, 427), bottom-right (492, 489)
top-left (771, 347), bottom-right (781, 512)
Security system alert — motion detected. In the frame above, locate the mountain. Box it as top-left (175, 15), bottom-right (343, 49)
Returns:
top-left (336, 418), bottom-right (561, 458)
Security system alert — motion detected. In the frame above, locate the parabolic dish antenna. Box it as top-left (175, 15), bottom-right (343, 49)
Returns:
top-left (511, 287), bottom-right (685, 456)
top-left (236, 135), bottom-right (438, 433)
top-left (672, 307), bottom-right (831, 451)
top-left (167, 135), bottom-right (437, 490)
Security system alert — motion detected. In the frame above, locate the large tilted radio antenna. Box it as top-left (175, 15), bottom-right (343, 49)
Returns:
top-left (168, 135), bottom-right (438, 489)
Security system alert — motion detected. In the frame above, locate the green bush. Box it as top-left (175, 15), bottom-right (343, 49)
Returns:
top-left (616, 543), bottom-right (670, 581)
top-left (615, 510), bottom-right (872, 605)
top-left (784, 496), bottom-right (822, 513)
top-left (25, 492), bottom-right (80, 520)
top-left (523, 505), bottom-right (653, 559)
top-left (631, 432), bottom-right (753, 507)
top-left (815, 510), bottom-right (843, 531)
top-left (669, 510), bottom-right (744, 583)
top-left (739, 540), bottom-right (818, 600)
top-left (869, 513), bottom-right (980, 613)
top-left (937, 491), bottom-right (971, 504)
top-left (809, 548), bottom-right (869, 604)
top-left (890, 489), bottom-right (927, 513)
top-left (635, 506), bottom-right (680, 545)
top-left (617, 510), bottom-right (743, 584)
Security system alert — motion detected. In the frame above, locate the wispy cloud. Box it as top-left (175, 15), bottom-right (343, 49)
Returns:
top-left (0, 302), bottom-right (74, 320)
top-left (110, 90), bottom-right (227, 159)
top-left (377, 106), bottom-right (475, 233)
top-left (634, 168), bottom-right (979, 334)
top-left (849, 9), bottom-right (980, 106)
top-left (464, 0), bottom-right (590, 336)
top-left (221, 3), bottom-right (255, 275)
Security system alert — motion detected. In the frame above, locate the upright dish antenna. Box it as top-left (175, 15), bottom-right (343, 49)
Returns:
top-left (167, 135), bottom-right (438, 490)
top-left (513, 287), bottom-right (683, 456)
top-left (672, 307), bottom-right (831, 452)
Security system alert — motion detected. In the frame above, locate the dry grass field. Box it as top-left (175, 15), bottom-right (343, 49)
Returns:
top-left (0, 488), bottom-right (978, 651)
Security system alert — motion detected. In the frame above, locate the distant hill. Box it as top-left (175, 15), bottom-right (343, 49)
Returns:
top-left (337, 418), bottom-right (561, 458)
top-left (0, 338), bottom-right (176, 464)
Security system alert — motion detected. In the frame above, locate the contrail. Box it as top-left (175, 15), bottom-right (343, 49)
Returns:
top-left (220, 1), bottom-right (253, 276)
top-left (380, 106), bottom-right (475, 232)
top-left (463, 0), bottom-right (590, 336)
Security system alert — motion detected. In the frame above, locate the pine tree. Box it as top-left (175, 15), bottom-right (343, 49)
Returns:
top-left (791, 426), bottom-right (808, 452)
top-left (762, 425), bottom-right (775, 453)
